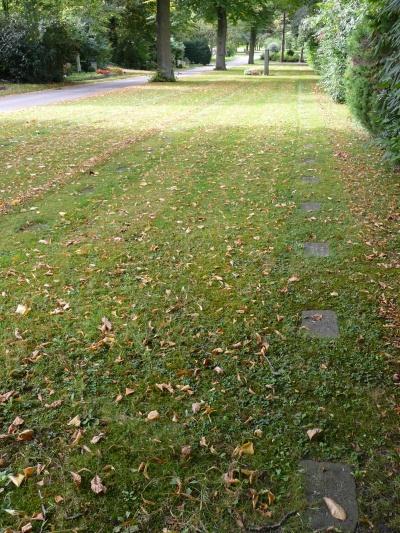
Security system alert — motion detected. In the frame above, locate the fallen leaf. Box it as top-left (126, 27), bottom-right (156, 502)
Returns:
top-left (288, 275), bottom-right (300, 283)
top-left (17, 429), bottom-right (34, 441)
top-left (192, 402), bottom-right (202, 414)
top-left (70, 471), bottom-right (81, 487)
top-left (323, 497), bottom-right (347, 521)
top-left (90, 433), bottom-right (105, 444)
top-left (91, 475), bottom-right (106, 494)
top-left (8, 473), bottom-right (25, 487)
top-left (307, 428), bottom-right (323, 441)
top-left (181, 445), bottom-right (192, 458)
top-left (67, 415), bottom-right (81, 427)
top-left (147, 410), bottom-right (160, 421)
top-left (233, 441), bottom-right (254, 457)
top-left (16, 304), bottom-right (29, 316)
top-left (23, 467), bottom-right (35, 478)
top-left (100, 317), bottom-right (112, 334)
top-left (21, 523), bottom-right (32, 533)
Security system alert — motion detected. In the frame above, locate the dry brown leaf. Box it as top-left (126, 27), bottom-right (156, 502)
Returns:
top-left (21, 523), bottom-right (32, 533)
top-left (67, 415), bottom-right (81, 427)
top-left (54, 495), bottom-right (64, 504)
top-left (288, 275), bottom-right (300, 283)
top-left (147, 410), bottom-right (160, 421)
top-left (192, 402), bottom-right (201, 414)
top-left (90, 433), bottom-right (105, 444)
top-left (91, 475), bottom-right (107, 495)
top-left (100, 317), bottom-right (112, 334)
top-left (233, 441), bottom-right (254, 457)
top-left (323, 497), bottom-right (347, 521)
top-left (70, 471), bottom-right (81, 487)
top-left (23, 467), bottom-right (35, 478)
top-left (181, 445), bottom-right (192, 458)
top-left (16, 304), bottom-right (29, 316)
top-left (9, 473), bottom-right (25, 487)
top-left (307, 428), bottom-right (323, 441)
top-left (17, 429), bottom-right (34, 441)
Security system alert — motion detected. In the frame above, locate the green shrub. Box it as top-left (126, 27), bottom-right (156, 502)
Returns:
top-left (346, 0), bottom-right (400, 163)
top-left (269, 51), bottom-right (300, 62)
top-left (183, 38), bottom-right (211, 65)
top-left (0, 15), bottom-right (75, 82)
top-left (268, 42), bottom-right (279, 52)
top-left (299, 0), bottom-right (366, 102)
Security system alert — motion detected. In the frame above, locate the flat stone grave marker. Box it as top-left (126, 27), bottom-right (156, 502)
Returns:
top-left (301, 202), bottom-right (321, 212)
top-left (302, 176), bottom-right (319, 184)
top-left (300, 460), bottom-right (358, 532)
top-left (301, 310), bottom-right (339, 338)
top-left (304, 242), bottom-right (330, 257)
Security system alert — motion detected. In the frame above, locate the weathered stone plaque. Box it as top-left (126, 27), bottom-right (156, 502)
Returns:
top-left (301, 310), bottom-right (339, 338)
top-left (300, 460), bottom-right (358, 532)
top-left (302, 176), bottom-right (319, 184)
top-left (304, 242), bottom-right (330, 257)
top-left (301, 202), bottom-right (321, 212)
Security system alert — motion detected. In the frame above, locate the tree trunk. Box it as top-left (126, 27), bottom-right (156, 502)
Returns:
top-left (76, 53), bottom-right (82, 73)
top-left (156, 0), bottom-right (175, 81)
top-left (215, 6), bottom-right (227, 71)
top-left (248, 27), bottom-right (257, 64)
top-left (280, 11), bottom-right (286, 63)
top-left (300, 46), bottom-right (304, 63)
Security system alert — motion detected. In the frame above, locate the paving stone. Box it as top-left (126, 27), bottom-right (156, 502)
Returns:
top-left (299, 460), bottom-right (358, 532)
top-left (302, 176), bottom-right (319, 184)
top-left (301, 202), bottom-right (321, 212)
top-left (301, 310), bottom-right (339, 338)
top-left (304, 242), bottom-right (330, 257)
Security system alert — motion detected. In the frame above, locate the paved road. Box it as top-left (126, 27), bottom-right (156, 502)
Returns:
top-left (0, 55), bottom-right (254, 113)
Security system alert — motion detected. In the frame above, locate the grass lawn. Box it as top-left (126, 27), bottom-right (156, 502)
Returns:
top-left (0, 69), bottom-right (152, 97)
top-left (0, 64), bottom-right (399, 532)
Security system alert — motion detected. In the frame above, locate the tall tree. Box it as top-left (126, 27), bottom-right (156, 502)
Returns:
top-left (156, 0), bottom-right (175, 80)
top-left (182, 0), bottom-right (249, 70)
top-left (243, 2), bottom-right (274, 64)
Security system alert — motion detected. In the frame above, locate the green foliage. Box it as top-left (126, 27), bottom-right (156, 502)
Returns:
top-left (0, 14), bottom-right (75, 82)
top-left (269, 50), bottom-right (300, 61)
top-left (299, 0), bottom-right (366, 103)
top-left (184, 38), bottom-right (212, 64)
top-left (109, 0), bottom-right (155, 70)
top-left (346, 0), bottom-right (400, 163)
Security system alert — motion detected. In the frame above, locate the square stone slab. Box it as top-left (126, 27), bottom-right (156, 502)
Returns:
top-left (299, 460), bottom-right (358, 532)
top-left (301, 202), bottom-right (321, 212)
top-left (301, 310), bottom-right (339, 338)
top-left (304, 242), bottom-right (330, 257)
top-left (302, 176), bottom-right (319, 184)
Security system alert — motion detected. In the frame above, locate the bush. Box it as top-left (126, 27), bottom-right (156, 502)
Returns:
top-left (183, 39), bottom-right (211, 65)
top-left (0, 15), bottom-right (75, 82)
top-left (268, 42), bottom-right (279, 52)
top-left (346, 0), bottom-right (400, 163)
top-left (269, 51), bottom-right (300, 62)
top-left (299, 0), bottom-right (366, 102)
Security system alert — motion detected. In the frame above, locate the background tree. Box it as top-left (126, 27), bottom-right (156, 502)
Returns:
top-left (155, 0), bottom-right (175, 80)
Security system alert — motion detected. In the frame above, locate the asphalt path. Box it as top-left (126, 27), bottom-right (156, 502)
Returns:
top-left (0, 55), bottom-right (254, 113)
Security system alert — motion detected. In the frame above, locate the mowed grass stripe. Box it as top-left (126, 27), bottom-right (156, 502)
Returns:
top-left (0, 66), bottom-right (398, 532)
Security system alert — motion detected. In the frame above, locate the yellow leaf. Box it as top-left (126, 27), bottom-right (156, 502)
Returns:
top-left (9, 473), bottom-right (25, 487)
top-left (67, 415), bottom-right (81, 427)
top-left (147, 410), bottom-right (160, 421)
top-left (233, 441), bottom-right (254, 457)
top-left (323, 497), bottom-right (347, 521)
